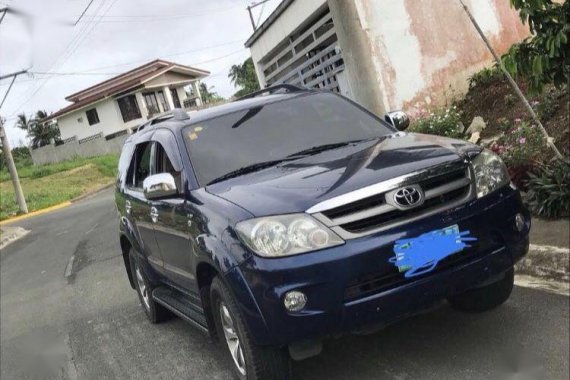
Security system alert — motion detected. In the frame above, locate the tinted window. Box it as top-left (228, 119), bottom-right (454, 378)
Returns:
top-left (118, 95), bottom-right (142, 122)
top-left (155, 143), bottom-right (181, 189)
top-left (86, 108), bottom-right (99, 125)
top-left (183, 93), bottom-right (393, 186)
top-left (117, 142), bottom-right (134, 183)
top-left (128, 142), bottom-right (153, 188)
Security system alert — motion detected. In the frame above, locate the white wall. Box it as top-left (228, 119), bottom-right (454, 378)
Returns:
top-left (58, 94), bottom-right (144, 141)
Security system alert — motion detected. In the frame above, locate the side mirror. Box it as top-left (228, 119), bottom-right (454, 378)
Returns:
top-left (385, 111), bottom-right (410, 131)
top-left (143, 173), bottom-right (178, 200)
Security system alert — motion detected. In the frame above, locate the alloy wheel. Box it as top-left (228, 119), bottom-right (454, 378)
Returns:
top-left (219, 302), bottom-right (246, 376)
top-left (135, 265), bottom-right (151, 310)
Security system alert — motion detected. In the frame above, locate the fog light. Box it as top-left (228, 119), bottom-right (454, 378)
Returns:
top-left (284, 291), bottom-right (307, 312)
top-left (515, 213), bottom-right (525, 232)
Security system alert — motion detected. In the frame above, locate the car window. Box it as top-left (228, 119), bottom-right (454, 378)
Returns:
top-left (154, 142), bottom-right (182, 190)
top-left (117, 142), bottom-right (134, 183)
top-left (127, 142), bottom-right (153, 189)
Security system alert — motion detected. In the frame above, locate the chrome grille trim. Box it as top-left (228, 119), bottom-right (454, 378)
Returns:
top-left (308, 160), bottom-right (475, 239)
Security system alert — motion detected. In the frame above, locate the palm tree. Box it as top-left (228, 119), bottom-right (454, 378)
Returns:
top-left (15, 113), bottom-right (32, 131)
top-left (14, 110), bottom-right (61, 148)
top-left (228, 57), bottom-right (260, 97)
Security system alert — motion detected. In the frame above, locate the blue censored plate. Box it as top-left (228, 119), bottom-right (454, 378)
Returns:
top-left (389, 225), bottom-right (477, 278)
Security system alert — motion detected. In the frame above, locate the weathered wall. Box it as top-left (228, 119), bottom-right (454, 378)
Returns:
top-left (350, 0), bottom-right (528, 115)
top-left (30, 134), bottom-right (128, 165)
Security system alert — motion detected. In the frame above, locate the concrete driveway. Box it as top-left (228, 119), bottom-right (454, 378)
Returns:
top-left (1, 189), bottom-right (568, 379)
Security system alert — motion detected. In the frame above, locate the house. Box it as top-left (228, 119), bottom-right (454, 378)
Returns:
top-left (44, 59), bottom-right (209, 143)
top-left (245, 0), bottom-right (528, 116)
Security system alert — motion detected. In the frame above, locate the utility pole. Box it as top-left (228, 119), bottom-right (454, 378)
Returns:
top-left (0, 120), bottom-right (28, 214)
top-left (0, 67), bottom-right (30, 214)
top-left (458, 0), bottom-right (563, 160)
top-left (246, 0), bottom-right (272, 31)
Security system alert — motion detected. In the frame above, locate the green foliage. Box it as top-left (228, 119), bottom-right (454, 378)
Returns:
top-left (409, 106), bottom-right (464, 138)
top-left (0, 154), bottom-right (118, 182)
top-left (468, 66), bottom-right (501, 89)
top-left (15, 110), bottom-right (61, 148)
top-left (228, 57), bottom-right (260, 98)
top-left (198, 83), bottom-right (224, 104)
top-left (490, 120), bottom-right (544, 167)
top-left (0, 146), bottom-right (31, 171)
top-left (525, 159), bottom-right (570, 218)
top-left (502, 0), bottom-right (569, 94)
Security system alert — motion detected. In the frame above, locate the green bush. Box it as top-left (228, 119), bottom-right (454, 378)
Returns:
top-left (525, 159), bottom-right (570, 218)
top-left (409, 106), bottom-right (464, 138)
top-left (468, 66), bottom-right (501, 89)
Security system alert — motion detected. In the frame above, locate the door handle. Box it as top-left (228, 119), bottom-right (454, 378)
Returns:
top-left (150, 207), bottom-right (159, 223)
top-left (125, 200), bottom-right (132, 215)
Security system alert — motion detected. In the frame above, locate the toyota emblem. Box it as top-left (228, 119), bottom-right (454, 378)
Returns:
top-left (393, 186), bottom-right (423, 208)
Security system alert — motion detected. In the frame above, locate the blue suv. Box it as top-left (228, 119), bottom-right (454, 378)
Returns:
top-left (115, 85), bottom-right (530, 379)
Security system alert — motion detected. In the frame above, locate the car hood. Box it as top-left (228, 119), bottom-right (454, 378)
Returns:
top-left (206, 133), bottom-right (481, 216)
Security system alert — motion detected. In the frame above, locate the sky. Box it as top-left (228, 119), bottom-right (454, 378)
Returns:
top-left (0, 0), bottom-right (279, 146)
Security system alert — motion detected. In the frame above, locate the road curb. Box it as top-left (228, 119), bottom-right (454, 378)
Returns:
top-left (515, 244), bottom-right (569, 283)
top-left (0, 182), bottom-right (113, 225)
top-left (0, 226), bottom-right (30, 250)
top-left (71, 182), bottom-right (114, 203)
top-left (0, 202), bottom-right (72, 226)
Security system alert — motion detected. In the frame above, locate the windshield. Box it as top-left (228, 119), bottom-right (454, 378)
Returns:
top-left (183, 92), bottom-right (394, 186)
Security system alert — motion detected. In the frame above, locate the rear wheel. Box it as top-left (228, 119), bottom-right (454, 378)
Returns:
top-left (210, 277), bottom-right (291, 380)
top-left (448, 268), bottom-right (514, 313)
top-left (129, 249), bottom-right (170, 323)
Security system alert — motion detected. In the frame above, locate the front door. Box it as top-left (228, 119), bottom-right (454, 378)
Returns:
top-left (170, 88), bottom-right (181, 108)
top-left (125, 141), bottom-right (164, 271)
top-left (150, 131), bottom-right (197, 292)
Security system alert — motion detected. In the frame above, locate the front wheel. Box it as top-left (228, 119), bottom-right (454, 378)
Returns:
top-left (447, 268), bottom-right (514, 313)
top-left (210, 277), bottom-right (291, 380)
top-left (129, 249), bottom-right (171, 323)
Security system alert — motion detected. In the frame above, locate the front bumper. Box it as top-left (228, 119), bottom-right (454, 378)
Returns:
top-left (229, 185), bottom-right (530, 346)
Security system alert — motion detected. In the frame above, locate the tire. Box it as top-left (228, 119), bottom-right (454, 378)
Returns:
top-left (128, 249), bottom-right (171, 323)
top-left (448, 268), bottom-right (514, 313)
top-left (210, 276), bottom-right (291, 380)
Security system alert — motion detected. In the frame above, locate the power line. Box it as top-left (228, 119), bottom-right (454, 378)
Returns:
top-left (8, 0), bottom-right (117, 116)
top-left (74, 0), bottom-right (96, 25)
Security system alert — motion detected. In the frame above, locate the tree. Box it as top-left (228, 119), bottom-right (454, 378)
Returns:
top-left (228, 57), bottom-right (260, 98)
top-left (198, 83), bottom-right (224, 104)
top-left (502, 0), bottom-right (569, 94)
top-left (15, 113), bottom-right (32, 131)
top-left (15, 110), bottom-right (61, 149)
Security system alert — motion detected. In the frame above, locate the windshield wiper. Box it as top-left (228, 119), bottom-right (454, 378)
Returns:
top-left (206, 159), bottom-right (290, 185)
top-left (285, 138), bottom-right (375, 159)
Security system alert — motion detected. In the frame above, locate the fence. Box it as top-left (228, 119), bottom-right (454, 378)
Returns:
top-left (30, 133), bottom-right (128, 165)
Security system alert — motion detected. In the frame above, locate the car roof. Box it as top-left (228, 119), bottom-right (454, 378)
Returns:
top-left (124, 91), bottom-right (314, 144)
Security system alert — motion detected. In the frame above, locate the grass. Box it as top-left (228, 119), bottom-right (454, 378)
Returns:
top-left (0, 155), bottom-right (118, 221)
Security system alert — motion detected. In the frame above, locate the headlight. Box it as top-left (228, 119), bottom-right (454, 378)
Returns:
top-left (471, 149), bottom-right (510, 198)
top-left (235, 214), bottom-right (344, 257)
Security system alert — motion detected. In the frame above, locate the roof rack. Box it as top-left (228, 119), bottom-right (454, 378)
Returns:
top-left (236, 84), bottom-right (309, 101)
top-left (171, 108), bottom-right (190, 121)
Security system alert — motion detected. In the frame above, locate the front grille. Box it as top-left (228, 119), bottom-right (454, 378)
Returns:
top-left (314, 163), bottom-right (474, 238)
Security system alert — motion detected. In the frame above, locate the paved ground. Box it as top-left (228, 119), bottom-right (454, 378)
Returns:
top-left (1, 189), bottom-right (569, 379)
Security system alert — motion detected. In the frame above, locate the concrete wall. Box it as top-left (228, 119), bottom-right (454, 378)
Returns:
top-left (249, 0), bottom-right (327, 87)
top-left (345, 0), bottom-right (528, 115)
top-left (30, 134), bottom-right (128, 165)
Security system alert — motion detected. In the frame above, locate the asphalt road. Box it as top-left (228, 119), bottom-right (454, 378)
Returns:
top-left (1, 189), bottom-right (568, 380)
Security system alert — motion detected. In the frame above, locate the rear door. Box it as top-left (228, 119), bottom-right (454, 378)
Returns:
top-left (150, 129), bottom-right (198, 291)
top-left (124, 141), bottom-right (164, 270)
